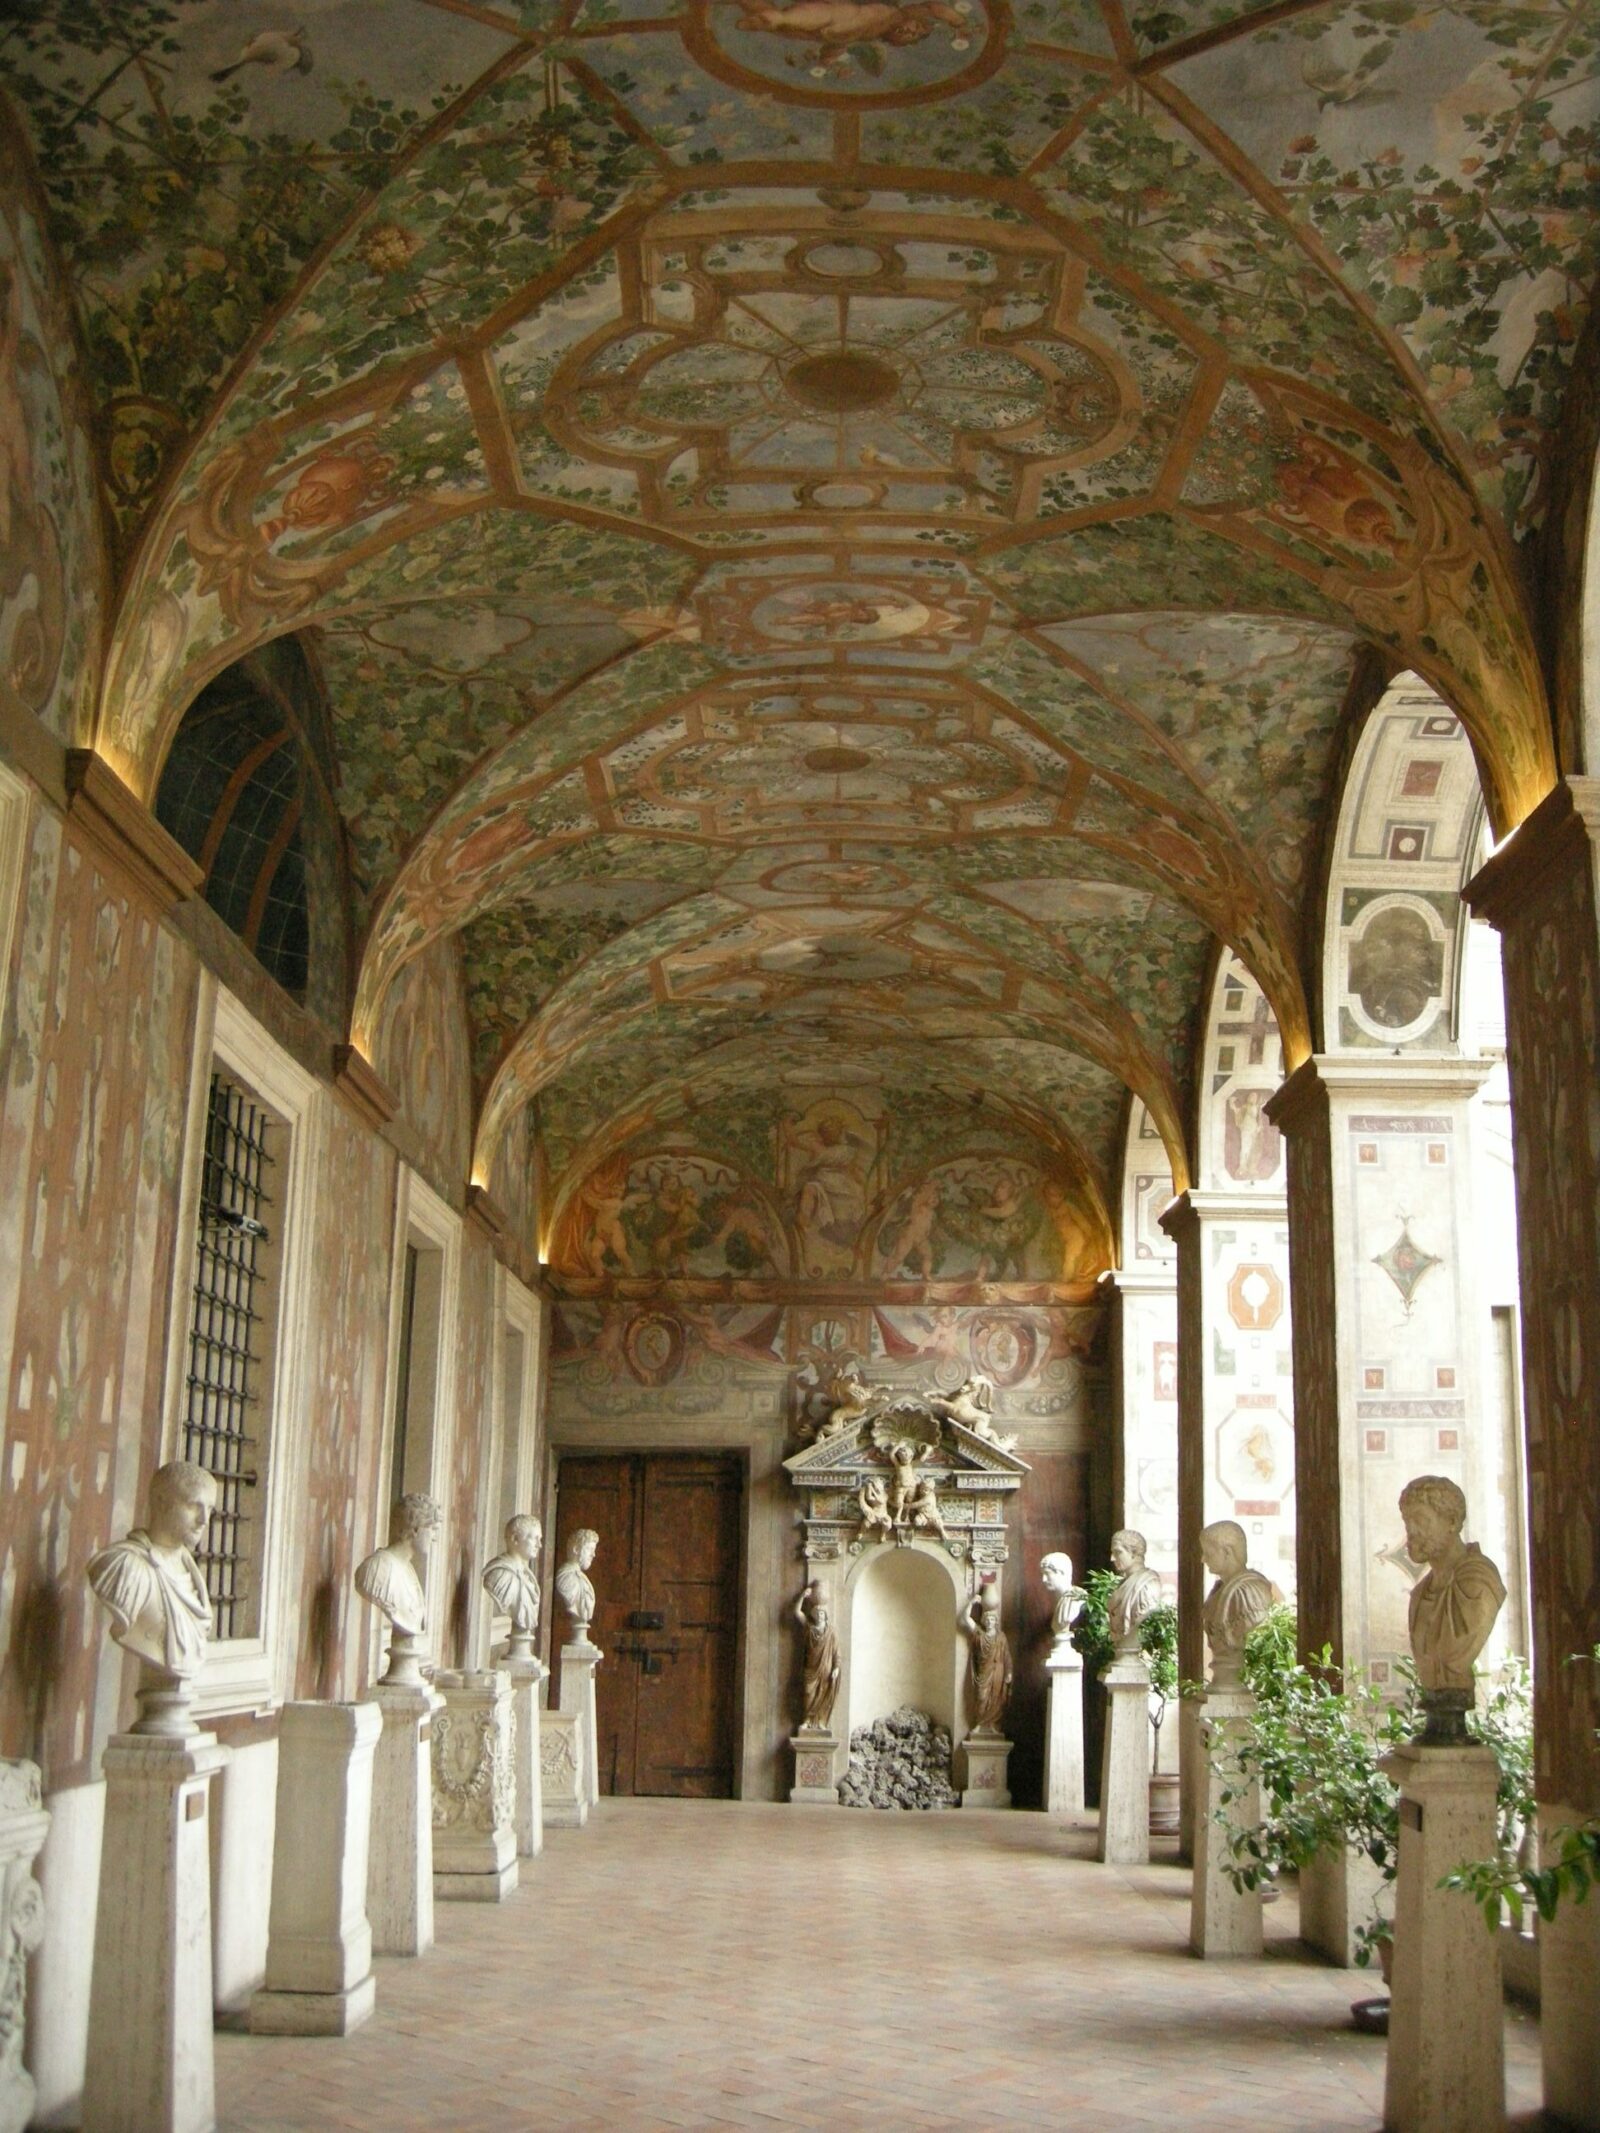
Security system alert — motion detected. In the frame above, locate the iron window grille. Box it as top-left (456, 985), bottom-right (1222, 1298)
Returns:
top-left (182, 1070), bottom-right (276, 1640)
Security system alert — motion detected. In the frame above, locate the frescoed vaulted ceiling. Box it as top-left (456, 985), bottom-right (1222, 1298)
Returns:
top-left (5, 0), bottom-right (1596, 1279)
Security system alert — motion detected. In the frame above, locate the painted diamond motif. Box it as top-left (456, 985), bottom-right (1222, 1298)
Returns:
top-left (1372, 1220), bottom-right (1440, 1315)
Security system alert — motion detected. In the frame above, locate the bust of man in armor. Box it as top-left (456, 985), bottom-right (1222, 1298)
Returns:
top-left (1199, 1519), bottom-right (1277, 1688)
top-left (1105, 1529), bottom-right (1164, 1658)
top-left (86, 1459), bottom-right (218, 1735)
top-left (482, 1513), bottom-right (544, 1663)
top-left (555, 1528), bottom-right (600, 1643)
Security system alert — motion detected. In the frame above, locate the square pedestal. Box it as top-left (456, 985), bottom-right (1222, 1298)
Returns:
top-left (1097, 1658), bottom-right (1152, 1866)
top-left (432, 1670), bottom-right (518, 1903)
top-left (1190, 1688), bottom-right (1263, 1958)
top-left (960, 1732), bottom-right (1012, 1809)
top-left (83, 1731), bottom-right (229, 2133)
top-left (366, 1680), bottom-right (441, 1958)
top-left (251, 1699), bottom-right (381, 2036)
top-left (539, 1710), bottom-right (588, 1829)
top-left (1043, 1649), bottom-right (1086, 1818)
top-left (0, 1761), bottom-right (49, 2133)
top-left (1382, 1742), bottom-right (1503, 2133)
top-left (557, 1641), bottom-right (602, 1811)
top-left (790, 1733), bottom-right (841, 1804)
top-left (505, 1659), bottom-right (547, 1858)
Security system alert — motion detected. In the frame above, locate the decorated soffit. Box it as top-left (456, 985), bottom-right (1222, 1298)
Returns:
top-left (5, 0), bottom-right (1593, 1255)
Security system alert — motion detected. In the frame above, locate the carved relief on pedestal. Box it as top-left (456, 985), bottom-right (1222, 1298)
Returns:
top-left (0, 1758), bottom-right (48, 2133)
top-left (540, 1719), bottom-right (578, 1784)
top-left (432, 1705), bottom-right (515, 1836)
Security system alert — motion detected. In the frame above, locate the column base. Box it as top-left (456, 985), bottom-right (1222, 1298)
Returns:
top-left (434, 1856), bottom-right (519, 1903)
top-left (790, 1733), bottom-right (842, 1804)
top-left (960, 1732), bottom-right (1012, 1809)
top-left (249, 1975), bottom-right (376, 2038)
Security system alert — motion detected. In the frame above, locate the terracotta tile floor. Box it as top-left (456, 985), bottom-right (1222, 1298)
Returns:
top-left (216, 1799), bottom-right (1545, 2131)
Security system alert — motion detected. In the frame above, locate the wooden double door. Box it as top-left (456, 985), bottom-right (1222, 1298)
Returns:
top-left (554, 1452), bottom-right (742, 1798)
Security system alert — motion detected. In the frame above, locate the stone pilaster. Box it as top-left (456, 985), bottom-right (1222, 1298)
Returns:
top-left (83, 1732), bottom-right (230, 2133)
top-left (1467, 778), bottom-right (1600, 2128)
top-left (251, 1702), bottom-right (381, 2036)
top-left (431, 1670), bottom-right (518, 1902)
top-left (0, 1761), bottom-right (49, 2133)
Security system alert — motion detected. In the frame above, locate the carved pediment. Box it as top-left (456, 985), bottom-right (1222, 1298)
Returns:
top-left (784, 1393), bottom-right (1029, 1483)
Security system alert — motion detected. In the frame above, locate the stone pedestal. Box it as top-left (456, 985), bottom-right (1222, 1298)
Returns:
top-left (365, 1679), bottom-right (441, 1957)
top-left (0, 1760), bottom-right (49, 2133)
top-left (1043, 1646), bottom-right (1085, 1818)
top-left (1097, 1656), bottom-right (1152, 1865)
top-left (504, 1657), bottom-right (547, 1859)
top-left (1382, 1742), bottom-right (1503, 2133)
top-left (959, 1731), bottom-right (1012, 1809)
top-left (539, 1710), bottom-right (588, 1829)
top-left (1190, 1688), bottom-right (1264, 1958)
top-left (557, 1639), bottom-right (602, 1810)
top-left (250, 1702), bottom-right (380, 2036)
top-left (790, 1733), bottom-right (842, 1805)
top-left (82, 1731), bottom-right (229, 2133)
top-left (431, 1670), bottom-right (518, 1902)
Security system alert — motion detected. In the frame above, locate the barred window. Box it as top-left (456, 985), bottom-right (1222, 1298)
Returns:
top-left (181, 1069), bottom-right (280, 1640)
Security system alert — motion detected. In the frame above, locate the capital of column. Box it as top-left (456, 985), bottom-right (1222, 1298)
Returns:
top-left (1466, 775), bottom-right (1600, 929)
top-left (1157, 1185), bottom-right (1287, 1246)
top-left (1267, 1050), bottom-right (1493, 1140)
top-left (1107, 1263), bottom-right (1177, 1297)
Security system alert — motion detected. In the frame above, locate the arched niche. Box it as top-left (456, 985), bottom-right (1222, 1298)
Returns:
top-left (842, 1540), bottom-right (966, 1743)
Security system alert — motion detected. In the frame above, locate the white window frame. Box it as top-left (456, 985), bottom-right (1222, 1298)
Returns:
top-left (372, 1165), bottom-right (460, 1678)
top-left (161, 977), bottom-right (322, 1717)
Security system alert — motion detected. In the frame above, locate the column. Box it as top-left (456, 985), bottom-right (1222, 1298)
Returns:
top-left (365, 1679), bottom-right (442, 1957)
top-left (1381, 1740), bottom-right (1503, 2132)
top-left (250, 1702), bottom-right (381, 2036)
top-left (82, 1732), bottom-right (230, 2133)
top-left (1042, 1643), bottom-right (1085, 1818)
top-left (431, 1670), bottom-right (518, 1902)
top-left (504, 1656), bottom-right (546, 1858)
top-left (1189, 1690), bottom-right (1264, 1958)
top-left (1266, 1054), bottom-right (1494, 1961)
top-left (1160, 1190), bottom-right (1294, 1861)
top-left (557, 1636), bottom-right (602, 1811)
top-left (539, 1710), bottom-right (588, 1829)
top-left (0, 1761), bottom-right (49, 2133)
top-left (1467, 779), bottom-right (1600, 2129)
top-left (1096, 1654), bottom-right (1152, 1866)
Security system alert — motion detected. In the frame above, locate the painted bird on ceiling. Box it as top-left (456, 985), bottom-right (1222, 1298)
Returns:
top-left (210, 27), bottom-right (313, 82)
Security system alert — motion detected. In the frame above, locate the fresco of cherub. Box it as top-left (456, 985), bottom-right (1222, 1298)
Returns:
top-left (724, 0), bottom-right (972, 69)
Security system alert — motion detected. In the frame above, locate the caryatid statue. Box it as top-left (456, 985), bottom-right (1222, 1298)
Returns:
top-left (1040, 1551), bottom-right (1087, 1652)
top-left (1105, 1529), bottom-right (1164, 1658)
top-left (355, 1492), bottom-right (441, 1687)
top-left (85, 1458), bottom-right (219, 1736)
top-left (962, 1583), bottom-right (1014, 1736)
top-left (1198, 1519), bottom-right (1277, 1689)
top-left (795, 1580), bottom-right (841, 1732)
top-left (554, 1527), bottom-right (599, 1644)
top-left (481, 1513), bottom-right (543, 1664)
top-left (1400, 1474), bottom-right (1506, 1741)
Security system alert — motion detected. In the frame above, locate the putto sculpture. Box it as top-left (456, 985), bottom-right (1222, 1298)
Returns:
top-left (906, 1474), bottom-right (947, 1542)
top-left (1400, 1474), bottom-right (1506, 1740)
top-left (355, 1492), bottom-right (441, 1686)
top-left (554, 1528), bottom-right (599, 1641)
top-left (1198, 1519), bottom-right (1276, 1687)
top-left (1105, 1528), bottom-right (1164, 1657)
top-left (85, 1458), bottom-right (218, 1735)
top-left (935, 1373), bottom-right (1017, 1452)
top-left (481, 1514), bottom-right (544, 1663)
top-left (1040, 1551), bottom-right (1086, 1649)
top-left (856, 1476), bottom-right (895, 1543)
top-left (962, 1582), bottom-right (1013, 1735)
top-left (795, 1580), bottom-right (841, 1731)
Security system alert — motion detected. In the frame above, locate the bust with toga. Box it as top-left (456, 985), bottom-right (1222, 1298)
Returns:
top-left (1199, 1520), bottom-right (1277, 1688)
top-left (85, 1459), bottom-right (219, 1735)
top-left (482, 1513), bottom-right (543, 1663)
top-left (1400, 1475), bottom-right (1505, 1733)
top-left (555, 1528), bottom-right (599, 1644)
top-left (1106, 1529), bottom-right (1164, 1657)
top-left (356, 1492), bottom-right (440, 1685)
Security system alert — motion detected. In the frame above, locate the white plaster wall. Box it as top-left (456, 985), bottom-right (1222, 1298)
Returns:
top-left (27, 1778), bottom-right (103, 2127)
top-left (1115, 1277), bottom-right (1179, 1578)
top-left (211, 1737), bottom-right (278, 2016)
top-left (1197, 1207), bottom-right (1297, 1595)
top-left (848, 1547), bottom-right (957, 1736)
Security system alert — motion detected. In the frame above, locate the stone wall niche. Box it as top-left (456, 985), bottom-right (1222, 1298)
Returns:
top-left (847, 1545), bottom-right (960, 1740)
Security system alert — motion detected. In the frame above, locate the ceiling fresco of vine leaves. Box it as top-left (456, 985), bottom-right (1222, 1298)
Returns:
top-left (5, 0), bottom-right (1596, 1276)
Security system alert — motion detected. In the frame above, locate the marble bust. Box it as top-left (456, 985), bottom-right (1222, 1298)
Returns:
top-left (1040, 1551), bottom-right (1086, 1650)
top-left (1199, 1519), bottom-right (1276, 1688)
top-left (355, 1491), bottom-right (440, 1686)
top-left (1401, 1475), bottom-right (1505, 1726)
top-left (1105, 1529), bottom-right (1164, 1657)
top-left (85, 1459), bottom-right (218, 1735)
top-left (482, 1513), bottom-right (543, 1663)
top-left (555, 1528), bottom-right (599, 1644)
